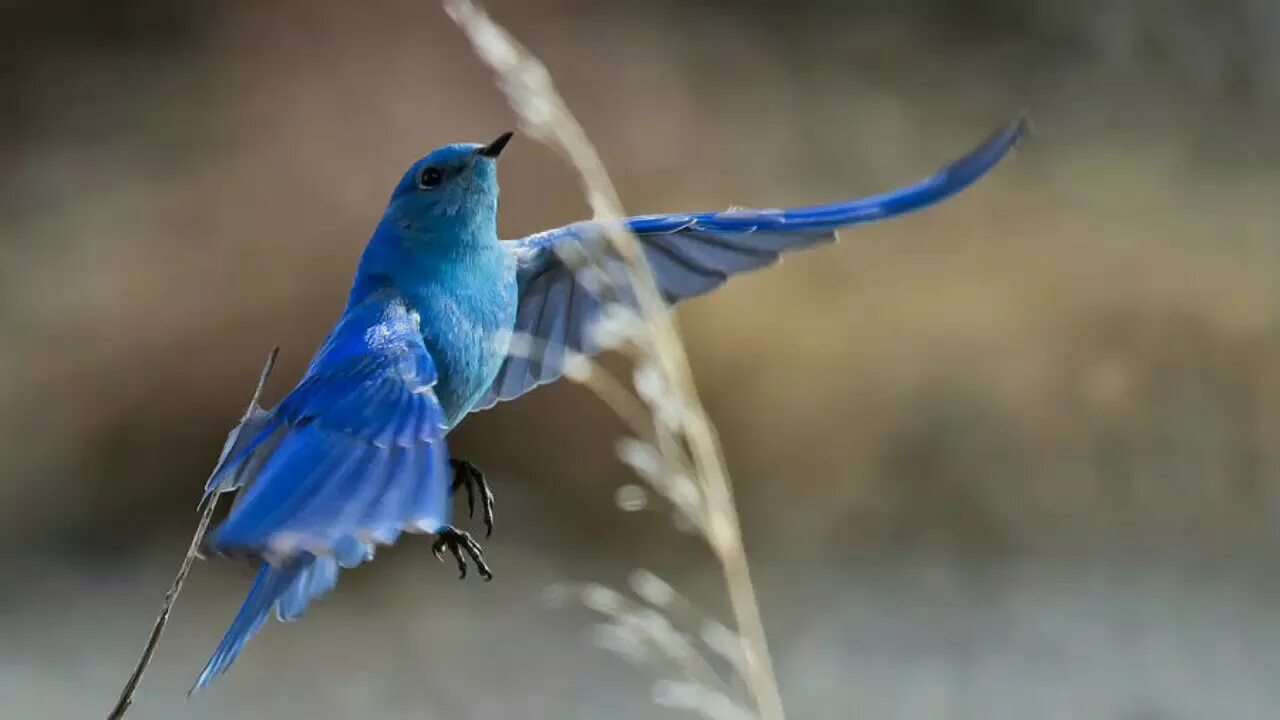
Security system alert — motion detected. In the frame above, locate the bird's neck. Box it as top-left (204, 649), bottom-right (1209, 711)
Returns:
top-left (347, 217), bottom-right (501, 308)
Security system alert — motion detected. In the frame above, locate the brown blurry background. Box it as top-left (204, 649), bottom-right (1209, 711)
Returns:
top-left (3, 0), bottom-right (1280, 718)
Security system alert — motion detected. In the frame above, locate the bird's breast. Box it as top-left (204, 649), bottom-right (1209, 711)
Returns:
top-left (410, 264), bottom-right (517, 425)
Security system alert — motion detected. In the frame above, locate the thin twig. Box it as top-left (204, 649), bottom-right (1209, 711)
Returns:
top-left (107, 347), bottom-right (279, 719)
top-left (443, 3), bottom-right (786, 718)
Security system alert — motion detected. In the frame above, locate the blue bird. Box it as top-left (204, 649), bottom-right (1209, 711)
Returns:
top-left (192, 118), bottom-right (1027, 691)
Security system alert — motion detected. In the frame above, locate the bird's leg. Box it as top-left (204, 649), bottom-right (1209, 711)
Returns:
top-left (449, 458), bottom-right (495, 537)
top-left (431, 526), bottom-right (492, 581)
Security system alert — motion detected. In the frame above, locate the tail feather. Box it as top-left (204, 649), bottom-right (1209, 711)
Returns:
top-left (277, 558), bottom-right (339, 622)
top-left (191, 559), bottom-right (302, 693)
top-left (191, 553), bottom-right (350, 693)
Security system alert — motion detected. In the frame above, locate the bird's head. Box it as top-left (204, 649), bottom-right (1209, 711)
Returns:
top-left (385, 131), bottom-right (513, 238)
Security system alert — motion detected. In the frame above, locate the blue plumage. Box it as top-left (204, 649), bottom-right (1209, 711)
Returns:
top-left (192, 555), bottom-right (341, 692)
top-left (193, 120), bottom-right (1024, 691)
top-left (192, 289), bottom-right (452, 690)
top-left (477, 117), bottom-right (1028, 408)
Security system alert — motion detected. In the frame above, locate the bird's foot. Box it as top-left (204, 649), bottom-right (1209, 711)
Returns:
top-left (449, 458), bottom-right (495, 538)
top-left (431, 525), bottom-right (492, 581)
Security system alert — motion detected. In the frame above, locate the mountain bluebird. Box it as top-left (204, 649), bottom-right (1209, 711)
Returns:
top-left (192, 118), bottom-right (1026, 690)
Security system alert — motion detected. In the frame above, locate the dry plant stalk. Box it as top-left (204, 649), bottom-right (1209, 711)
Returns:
top-left (444, 2), bottom-right (787, 719)
top-left (107, 348), bottom-right (279, 720)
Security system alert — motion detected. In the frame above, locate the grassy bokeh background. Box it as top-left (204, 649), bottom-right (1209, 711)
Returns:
top-left (3, 1), bottom-right (1280, 717)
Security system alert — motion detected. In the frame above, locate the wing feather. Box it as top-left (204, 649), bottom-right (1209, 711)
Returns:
top-left (473, 117), bottom-right (1027, 410)
top-left (193, 290), bottom-right (454, 691)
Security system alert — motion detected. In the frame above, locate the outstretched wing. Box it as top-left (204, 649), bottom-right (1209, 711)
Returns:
top-left (474, 117), bottom-right (1027, 410)
top-left (192, 289), bottom-right (452, 691)
top-left (208, 288), bottom-right (452, 559)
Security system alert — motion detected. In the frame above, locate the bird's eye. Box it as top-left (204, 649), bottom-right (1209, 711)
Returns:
top-left (419, 166), bottom-right (443, 189)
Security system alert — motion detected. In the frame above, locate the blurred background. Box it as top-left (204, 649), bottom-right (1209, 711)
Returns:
top-left (3, 0), bottom-right (1280, 717)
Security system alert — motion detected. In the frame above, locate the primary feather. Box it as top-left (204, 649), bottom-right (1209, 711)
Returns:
top-left (192, 290), bottom-right (451, 692)
top-left (475, 116), bottom-right (1027, 409)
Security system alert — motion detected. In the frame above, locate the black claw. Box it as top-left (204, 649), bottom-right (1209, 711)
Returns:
top-left (449, 459), bottom-right (496, 538)
top-left (431, 525), bottom-right (492, 581)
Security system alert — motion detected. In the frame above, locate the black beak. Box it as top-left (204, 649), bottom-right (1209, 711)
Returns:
top-left (477, 131), bottom-right (514, 159)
